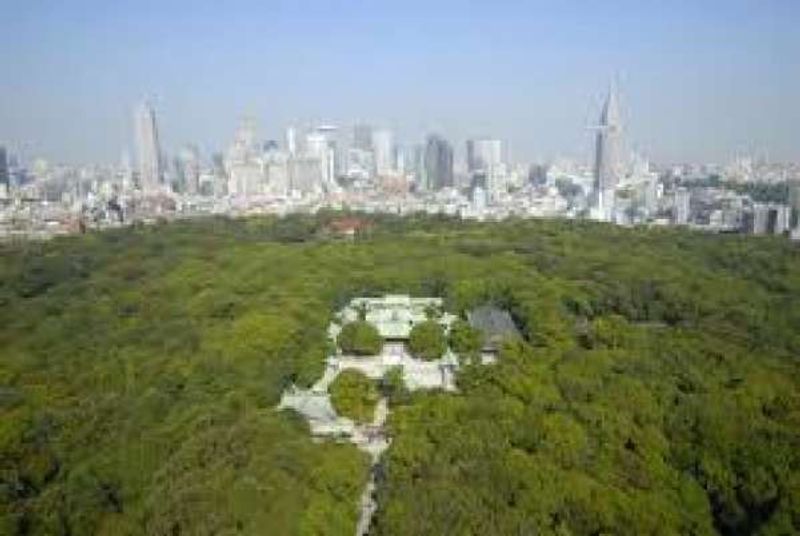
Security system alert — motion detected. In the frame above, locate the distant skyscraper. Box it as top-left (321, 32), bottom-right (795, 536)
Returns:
top-left (0, 146), bottom-right (9, 190)
top-left (789, 180), bottom-right (800, 228)
top-left (353, 124), bottom-right (373, 152)
top-left (306, 130), bottom-right (336, 188)
top-left (133, 101), bottom-right (163, 193)
top-left (774, 205), bottom-right (791, 235)
top-left (466, 138), bottom-right (502, 173)
top-left (424, 135), bottom-right (454, 191)
top-left (674, 187), bottom-right (691, 225)
top-left (285, 126), bottom-right (297, 155)
top-left (593, 86), bottom-right (624, 219)
top-left (179, 145), bottom-right (201, 195)
top-left (172, 156), bottom-right (185, 192)
top-left (120, 150), bottom-right (134, 192)
top-left (528, 164), bottom-right (548, 186)
top-left (467, 138), bottom-right (504, 193)
top-left (789, 181), bottom-right (800, 208)
top-left (372, 129), bottom-right (394, 177)
top-left (211, 152), bottom-right (228, 196)
top-left (305, 131), bottom-right (328, 158)
top-left (395, 146), bottom-right (406, 174)
top-left (751, 204), bottom-right (771, 235)
top-left (264, 151), bottom-right (290, 195)
top-left (289, 155), bottom-right (324, 194)
top-left (226, 117), bottom-right (263, 196)
top-left (411, 144), bottom-right (425, 188)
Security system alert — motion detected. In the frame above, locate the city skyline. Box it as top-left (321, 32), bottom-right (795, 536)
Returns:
top-left (2, 1), bottom-right (798, 165)
top-left (3, 4), bottom-right (800, 534)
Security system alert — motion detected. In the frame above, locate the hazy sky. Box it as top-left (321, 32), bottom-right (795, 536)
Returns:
top-left (2, 0), bottom-right (798, 165)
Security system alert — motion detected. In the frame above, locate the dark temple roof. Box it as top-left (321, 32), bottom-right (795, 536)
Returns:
top-left (467, 305), bottom-right (520, 350)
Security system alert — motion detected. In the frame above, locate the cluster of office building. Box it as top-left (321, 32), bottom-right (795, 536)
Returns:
top-left (2, 90), bottom-right (799, 241)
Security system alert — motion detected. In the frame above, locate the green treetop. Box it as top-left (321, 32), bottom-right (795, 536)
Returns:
top-left (448, 319), bottom-right (484, 358)
top-left (337, 320), bottom-right (383, 356)
top-left (408, 320), bottom-right (447, 361)
top-left (329, 370), bottom-right (380, 424)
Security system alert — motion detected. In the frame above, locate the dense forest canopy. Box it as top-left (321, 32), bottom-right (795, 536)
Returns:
top-left (1, 213), bottom-right (799, 535)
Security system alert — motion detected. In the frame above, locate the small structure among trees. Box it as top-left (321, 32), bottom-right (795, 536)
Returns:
top-left (325, 216), bottom-right (373, 240)
top-left (467, 305), bottom-right (520, 354)
top-left (335, 295), bottom-right (457, 341)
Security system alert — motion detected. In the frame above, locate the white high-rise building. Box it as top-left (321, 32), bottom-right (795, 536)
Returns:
top-left (752, 204), bottom-right (770, 235)
top-left (467, 138), bottom-right (505, 193)
top-left (264, 152), bottom-right (290, 195)
top-left (305, 132), bottom-right (328, 160)
top-left (178, 145), bottom-right (201, 195)
top-left (285, 126), bottom-right (297, 155)
top-left (133, 101), bottom-right (162, 193)
top-left (775, 205), bottom-right (791, 235)
top-left (472, 186), bottom-right (487, 214)
top-left (290, 155), bottom-right (324, 194)
top-left (226, 117), bottom-right (264, 197)
top-left (674, 187), bottom-right (691, 225)
top-left (372, 129), bottom-right (395, 177)
top-left (119, 150), bottom-right (134, 192)
top-left (306, 127), bottom-right (337, 189)
top-left (396, 146), bottom-right (406, 174)
top-left (592, 86), bottom-right (624, 220)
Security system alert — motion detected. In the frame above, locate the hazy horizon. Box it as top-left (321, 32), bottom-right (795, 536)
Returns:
top-left (2, 0), bottom-right (798, 166)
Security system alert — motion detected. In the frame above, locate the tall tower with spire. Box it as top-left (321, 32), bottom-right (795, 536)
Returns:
top-left (593, 85), bottom-right (624, 220)
top-left (134, 101), bottom-right (163, 193)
